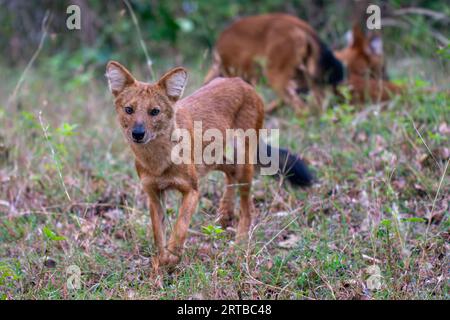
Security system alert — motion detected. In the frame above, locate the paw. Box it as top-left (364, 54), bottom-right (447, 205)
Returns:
top-left (159, 252), bottom-right (181, 267)
top-left (235, 231), bottom-right (249, 244)
top-left (218, 214), bottom-right (235, 229)
top-left (217, 209), bottom-right (235, 229)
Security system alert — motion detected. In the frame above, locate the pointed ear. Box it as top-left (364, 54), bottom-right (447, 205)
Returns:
top-left (158, 67), bottom-right (188, 102)
top-left (105, 61), bottom-right (136, 96)
top-left (344, 30), bottom-right (354, 47)
top-left (351, 23), bottom-right (366, 49)
top-left (368, 34), bottom-right (383, 55)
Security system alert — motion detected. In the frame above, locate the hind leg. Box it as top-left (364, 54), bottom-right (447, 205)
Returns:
top-left (217, 172), bottom-right (236, 229)
top-left (236, 164), bottom-right (255, 242)
top-left (265, 44), bottom-right (307, 113)
top-left (285, 80), bottom-right (307, 113)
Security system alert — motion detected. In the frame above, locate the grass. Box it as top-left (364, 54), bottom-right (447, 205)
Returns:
top-left (0, 52), bottom-right (448, 300)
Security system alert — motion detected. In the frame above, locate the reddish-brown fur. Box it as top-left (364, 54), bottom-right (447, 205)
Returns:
top-left (206, 14), bottom-right (404, 107)
top-left (334, 24), bottom-right (386, 80)
top-left (204, 13), bottom-right (329, 112)
top-left (106, 61), bottom-right (264, 267)
top-left (334, 24), bottom-right (404, 103)
top-left (344, 73), bottom-right (403, 103)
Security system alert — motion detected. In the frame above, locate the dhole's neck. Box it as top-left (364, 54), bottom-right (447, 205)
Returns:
top-left (130, 121), bottom-right (176, 176)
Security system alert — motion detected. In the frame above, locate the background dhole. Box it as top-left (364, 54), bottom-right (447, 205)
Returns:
top-left (204, 13), bottom-right (344, 112)
top-left (206, 14), bottom-right (405, 108)
top-left (334, 23), bottom-right (403, 103)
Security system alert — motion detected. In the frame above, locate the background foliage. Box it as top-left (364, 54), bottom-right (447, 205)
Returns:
top-left (1, 0), bottom-right (449, 74)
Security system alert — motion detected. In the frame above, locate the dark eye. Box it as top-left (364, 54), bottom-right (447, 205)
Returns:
top-left (124, 106), bottom-right (134, 114)
top-left (149, 108), bottom-right (160, 116)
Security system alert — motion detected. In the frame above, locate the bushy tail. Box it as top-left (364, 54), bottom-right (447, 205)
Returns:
top-left (257, 143), bottom-right (315, 187)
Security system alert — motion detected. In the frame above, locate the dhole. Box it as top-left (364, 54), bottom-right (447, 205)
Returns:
top-left (106, 61), bottom-right (313, 266)
top-left (334, 23), bottom-right (403, 103)
top-left (204, 13), bottom-right (344, 112)
top-left (205, 14), bottom-right (403, 108)
top-left (337, 24), bottom-right (449, 102)
top-left (334, 23), bottom-right (387, 81)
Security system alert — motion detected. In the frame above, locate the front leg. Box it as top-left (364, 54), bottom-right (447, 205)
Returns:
top-left (265, 99), bottom-right (282, 114)
top-left (145, 188), bottom-right (167, 261)
top-left (311, 84), bottom-right (325, 112)
top-left (284, 80), bottom-right (307, 115)
top-left (162, 189), bottom-right (199, 266)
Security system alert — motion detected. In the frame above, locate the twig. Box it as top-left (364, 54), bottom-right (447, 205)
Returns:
top-left (424, 159), bottom-right (449, 242)
top-left (418, 158), bottom-right (448, 273)
top-left (255, 215), bottom-right (298, 256)
top-left (362, 254), bottom-right (381, 264)
top-left (7, 11), bottom-right (51, 108)
top-left (122, 0), bottom-right (155, 81)
top-left (393, 7), bottom-right (449, 22)
top-left (429, 30), bottom-right (449, 47)
top-left (311, 265), bottom-right (336, 300)
top-left (407, 113), bottom-right (442, 171)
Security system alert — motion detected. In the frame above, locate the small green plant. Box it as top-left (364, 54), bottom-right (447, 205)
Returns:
top-left (56, 122), bottom-right (78, 137)
top-left (43, 226), bottom-right (66, 241)
top-left (201, 224), bottom-right (225, 240)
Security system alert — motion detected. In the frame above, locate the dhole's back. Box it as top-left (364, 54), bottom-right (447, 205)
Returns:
top-left (176, 77), bottom-right (264, 135)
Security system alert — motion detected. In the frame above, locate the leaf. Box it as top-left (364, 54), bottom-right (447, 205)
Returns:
top-left (201, 225), bottom-right (224, 238)
top-left (43, 226), bottom-right (66, 241)
top-left (380, 219), bottom-right (392, 227)
top-left (56, 123), bottom-right (78, 137)
top-left (401, 217), bottom-right (427, 223)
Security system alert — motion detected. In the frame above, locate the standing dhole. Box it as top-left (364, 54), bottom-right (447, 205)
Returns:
top-left (204, 13), bottom-right (344, 112)
top-left (105, 61), bottom-right (313, 267)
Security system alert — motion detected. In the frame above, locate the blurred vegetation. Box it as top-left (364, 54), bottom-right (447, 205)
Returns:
top-left (0, 0), bottom-right (448, 81)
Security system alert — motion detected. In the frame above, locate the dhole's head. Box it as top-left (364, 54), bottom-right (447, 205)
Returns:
top-left (105, 61), bottom-right (187, 145)
top-left (334, 24), bottom-right (386, 79)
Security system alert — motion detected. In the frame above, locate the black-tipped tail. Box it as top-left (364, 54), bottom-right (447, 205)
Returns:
top-left (258, 143), bottom-right (315, 187)
top-left (319, 40), bottom-right (344, 86)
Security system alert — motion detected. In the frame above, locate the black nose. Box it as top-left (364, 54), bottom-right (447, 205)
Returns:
top-left (132, 125), bottom-right (145, 141)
